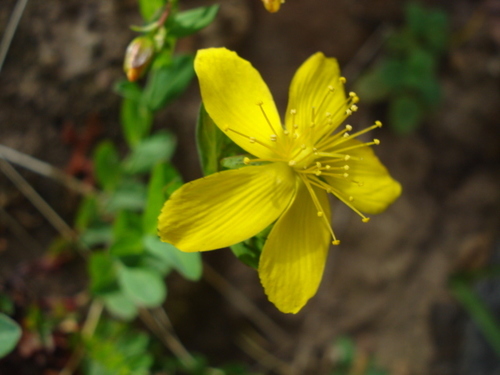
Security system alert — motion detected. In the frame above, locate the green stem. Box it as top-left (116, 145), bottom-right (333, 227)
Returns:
top-left (450, 277), bottom-right (500, 355)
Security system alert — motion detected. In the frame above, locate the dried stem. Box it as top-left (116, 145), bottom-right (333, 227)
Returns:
top-left (203, 263), bottom-right (290, 344)
top-left (0, 0), bottom-right (29, 72)
top-left (0, 159), bottom-right (77, 241)
top-left (0, 144), bottom-right (95, 196)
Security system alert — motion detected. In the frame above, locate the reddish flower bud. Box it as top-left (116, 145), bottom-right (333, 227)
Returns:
top-left (123, 36), bottom-right (155, 82)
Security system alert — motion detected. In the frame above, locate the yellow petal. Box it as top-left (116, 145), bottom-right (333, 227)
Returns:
top-left (325, 140), bottom-right (402, 215)
top-left (195, 48), bottom-right (284, 160)
top-left (259, 181), bottom-right (330, 313)
top-left (158, 162), bottom-right (295, 252)
top-left (285, 52), bottom-right (348, 142)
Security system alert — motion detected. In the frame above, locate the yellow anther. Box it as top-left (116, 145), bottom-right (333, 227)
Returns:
top-left (317, 211), bottom-right (323, 217)
top-left (343, 133), bottom-right (350, 138)
top-left (224, 127), bottom-right (229, 132)
top-left (243, 157), bottom-right (251, 165)
top-left (339, 77), bottom-right (347, 84)
top-left (325, 165), bottom-right (331, 170)
top-left (256, 101), bottom-right (264, 106)
top-left (332, 240), bottom-right (341, 245)
top-left (290, 109), bottom-right (297, 115)
top-left (293, 133), bottom-right (298, 139)
top-left (344, 155), bottom-right (351, 161)
top-left (326, 112), bottom-right (332, 117)
top-left (288, 160), bottom-right (296, 166)
top-left (350, 104), bottom-right (358, 112)
top-left (328, 85), bottom-right (335, 92)
top-left (249, 137), bottom-right (256, 143)
top-left (349, 91), bottom-right (356, 97)
top-left (315, 170), bottom-right (322, 176)
top-left (375, 120), bottom-right (383, 127)
top-left (270, 134), bottom-right (277, 141)
top-left (345, 124), bottom-right (353, 131)
top-left (284, 129), bottom-right (289, 135)
top-left (362, 217), bottom-right (371, 223)
top-left (345, 109), bottom-right (352, 116)
top-left (373, 138), bottom-right (380, 145)
top-left (293, 124), bottom-right (298, 129)
top-left (343, 173), bottom-right (349, 178)
top-left (343, 165), bottom-right (350, 170)
top-left (348, 196), bottom-right (354, 202)
top-left (316, 162), bottom-right (322, 168)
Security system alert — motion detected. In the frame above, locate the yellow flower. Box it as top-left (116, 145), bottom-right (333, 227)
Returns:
top-left (261, 0), bottom-right (284, 13)
top-left (158, 48), bottom-right (401, 313)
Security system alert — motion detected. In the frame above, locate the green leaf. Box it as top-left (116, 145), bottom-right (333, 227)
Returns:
top-left (230, 225), bottom-right (272, 269)
top-left (380, 58), bottom-right (406, 91)
top-left (89, 252), bottom-right (118, 296)
top-left (143, 235), bottom-right (202, 281)
top-left (141, 54), bottom-right (195, 111)
top-left (93, 141), bottom-right (121, 192)
top-left (143, 162), bottom-right (182, 235)
top-left (0, 313), bottom-right (21, 358)
top-left (113, 210), bottom-right (143, 241)
top-left (423, 9), bottom-right (449, 54)
top-left (102, 292), bottom-right (138, 321)
top-left (118, 265), bottom-right (167, 307)
top-left (169, 5), bottom-right (220, 39)
top-left (120, 98), bottom-right (154, 148)
top-left (122, 131), bottom-right (176, 174)
top-left (105, 180), bottom-right (148, 213)
top-left (196, 104), bottom-right (246, 176)
top-left (74, 195), bottom-right (99, 232)
top-left (80, 224), bottom-right (113, 248)
top-left (403, 48), bottom-right (435, 91)
top-left (388, 95), bottom-right (424, 135)
top-left (113, 80), bottom-right (142, 102)
top-left (139, 0), bottom-right (165, 21)
top-left (110, 237), bottom-right (144, 258)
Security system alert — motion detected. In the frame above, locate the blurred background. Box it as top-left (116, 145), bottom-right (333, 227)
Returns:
top-left (1, 0), bottom-right (500, 374)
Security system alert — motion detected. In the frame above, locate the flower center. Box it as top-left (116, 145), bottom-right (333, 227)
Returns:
top-left (233, 81), bottom-right (383, 245)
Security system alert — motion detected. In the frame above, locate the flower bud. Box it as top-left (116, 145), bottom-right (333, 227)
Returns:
top-left (123, 36), bottom-right (155, 82)
top-left (261, 0), bottom-right (284, 13)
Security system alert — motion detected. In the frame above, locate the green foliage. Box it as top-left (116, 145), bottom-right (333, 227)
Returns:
top-left (84, 319), bottom-right (153, 375)
top-left (122, 131), bottom-right (176, 174)
top-left (120, 98), bottom-right (154, 148)
top-left (142, 54), bottom-right (195, 111)
top-left (139, 0), bottom-right (166, 23)
top-left (354, 1), bottom-right (448, 134)
top-left (93, 142), bottom-right (121, 192)
top-left (196, 104), bottom-right (245, 176)
top-left (168, 5), bottom-right (220, 39)
top-left (0, 313), bottom-right (22, 358)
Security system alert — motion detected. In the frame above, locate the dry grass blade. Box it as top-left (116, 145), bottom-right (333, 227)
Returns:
top-left (0, 0), bottom-right (29, 72)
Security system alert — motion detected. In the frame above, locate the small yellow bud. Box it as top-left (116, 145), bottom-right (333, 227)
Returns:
top-left (261, 0), bottom-right (284, 13)
top-left (123, 36), bottom-right (155, 82)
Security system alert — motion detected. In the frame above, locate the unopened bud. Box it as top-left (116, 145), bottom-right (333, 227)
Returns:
top-left (123, 36), bottom-right (155, 82)
top-left (261, 0), bottom-right (285, 13)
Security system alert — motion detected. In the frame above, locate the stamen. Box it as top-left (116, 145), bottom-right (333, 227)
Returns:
top-left (308, 175), bottom-right (371, 223)
top-left (257, 101), bottom-right (279, 139)
top-left (329, 122), bottom-right (383, 148)
top-left (225, 127), bottom-right (286, 157)
top-left (299, 175), bottom-right (340, 245)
